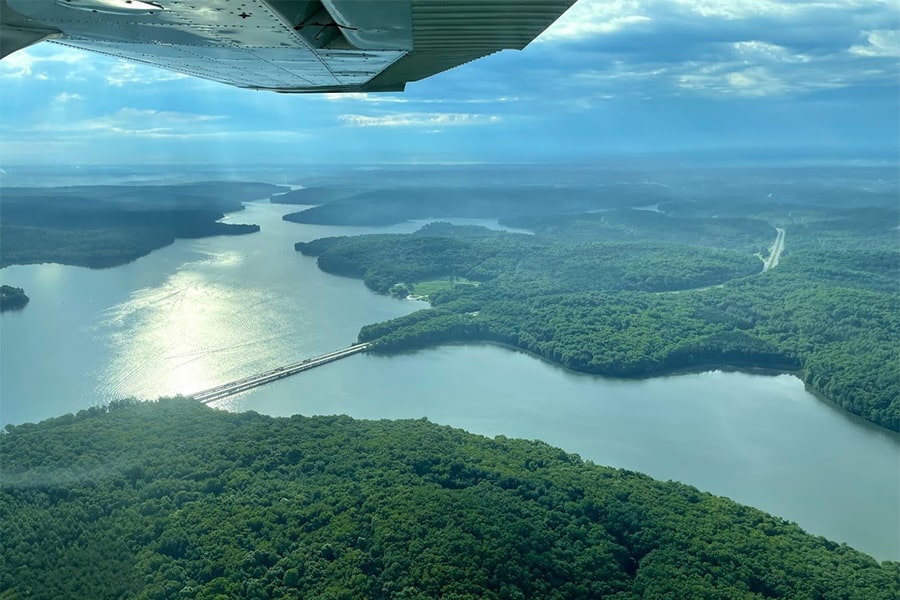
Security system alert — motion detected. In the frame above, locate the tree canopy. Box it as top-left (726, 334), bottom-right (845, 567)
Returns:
top-left (0, 285), bottom-right (29, 311)
top-left (2, 398), bottom-right (896, 599)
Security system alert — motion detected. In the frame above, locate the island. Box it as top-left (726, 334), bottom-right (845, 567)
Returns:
top-left (0, 285), bottom-right (29, 311)
top-left (0, 181), bottom-right (284, 268)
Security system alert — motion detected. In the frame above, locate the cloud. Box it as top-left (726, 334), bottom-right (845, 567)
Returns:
top-left (542, 14), bottom-right (652, 40)
top-left (0, 52), bottom-right (37, 79)
top-left (324, 92), bottom-right (410, 103)
top-left (53, 92), bottom-right (84, 103)
top-left (8, 105), bottom-right (322, 148)
top-left (0, 46), bottom-right (88, 79)
top-left (0, 43), bottom-right (191, 86)
top-left (339, 113), bottom-right (502, 127)
top-left (732, 41), bottom-right (811, 63)
top-left (676, 65), bottom-right (796, 96)
top-left (543, 0), bottom-right (897, 41)
top-left (668, 39), bottom-right (867, 97)
top-left (668, 0), bottom-right (816, 20)
top-left (528, 0), bottom-right (899, 100)
top-left (105, 61), bottom-right (189, 87)
top-left (850, 29), bottom-right (900, 57)
top-left (539, 0), bottom-right (651, 41)
top-left (325, 92), bottom-right (520, 106)
top-left (29, 108), bottom-right (228, 137)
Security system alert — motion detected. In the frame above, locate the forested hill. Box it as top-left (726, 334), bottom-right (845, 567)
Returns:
top-left (298, 203), bottom-right (899, 431)
top-left (2, 398), bottom-right (896, 599)
top-left (282, 185), bottom-right (649, 226)
top-left (0, 182), bottom-right (284, 268)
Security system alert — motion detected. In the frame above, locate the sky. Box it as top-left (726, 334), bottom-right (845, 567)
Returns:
top-left (0, 0), bottom-right (898, 166)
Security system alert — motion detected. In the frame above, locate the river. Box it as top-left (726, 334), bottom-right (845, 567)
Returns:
top-left (1, 200), bottom-right (898, 561)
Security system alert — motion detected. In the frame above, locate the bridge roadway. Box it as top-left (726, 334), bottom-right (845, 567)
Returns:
top-left (188, 343), bottom-right (371, 404)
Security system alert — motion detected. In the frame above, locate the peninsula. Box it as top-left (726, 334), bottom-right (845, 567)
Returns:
top-left (0, 181), bottom-right (285, 268)
top-left (295, 173), bottom-right (899, 431)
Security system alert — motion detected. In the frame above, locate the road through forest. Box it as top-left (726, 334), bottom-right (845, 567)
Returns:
top-left (762, 228), bottom-right (786, 272)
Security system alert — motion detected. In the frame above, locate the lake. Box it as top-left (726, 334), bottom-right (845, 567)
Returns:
top-left (1, 200), bottom-right (898, 561)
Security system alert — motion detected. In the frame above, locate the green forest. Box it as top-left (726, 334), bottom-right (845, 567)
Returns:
top-left (0, 182), bottom-right (282, 268)
top-left (299, 203), bottom-right (900, 431)
top-left (2, 398), bottom-right (896, 599)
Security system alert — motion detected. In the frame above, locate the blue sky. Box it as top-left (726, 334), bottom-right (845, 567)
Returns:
top-left (1, 0), bottom-right (897, 166)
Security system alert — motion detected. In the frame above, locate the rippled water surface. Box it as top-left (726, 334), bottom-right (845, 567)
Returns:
top-left (2, 201), bottom-right (898, 560)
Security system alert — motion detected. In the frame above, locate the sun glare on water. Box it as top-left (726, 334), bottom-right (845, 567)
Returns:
top-left (94, 250), bottom-right (278, 400)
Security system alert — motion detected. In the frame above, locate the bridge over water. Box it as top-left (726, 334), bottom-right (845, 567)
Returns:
top-left (188, 343), bottom-right (371, 404)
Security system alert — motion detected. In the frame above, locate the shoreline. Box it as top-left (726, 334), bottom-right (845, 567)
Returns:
top-left (370, 338), bottom-right (898, 435)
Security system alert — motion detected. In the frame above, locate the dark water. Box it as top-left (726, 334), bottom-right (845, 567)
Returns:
top-left (1, 201), bottom-right (898, 560)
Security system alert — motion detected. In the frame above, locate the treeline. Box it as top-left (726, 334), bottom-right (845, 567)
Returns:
top-left (0, 285), bottom-right (29, 311)
top-left (503, 209), bottom-right (776, 252)
top-left (302, 206), bottom-right (898, 430)
top-left (283, 184), bottom-right (671, 227)
top-left (1, 220), bottom-right (259, 269)
top-left (2, 398), bottom-right (896, 599)
top-left (0, 182), bottom-right (278, 268)
top-left (358, 292), bottom-right (800, 377)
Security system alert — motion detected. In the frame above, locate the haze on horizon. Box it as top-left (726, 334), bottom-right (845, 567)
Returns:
top-left (0, 0), bottom-right (897, 168)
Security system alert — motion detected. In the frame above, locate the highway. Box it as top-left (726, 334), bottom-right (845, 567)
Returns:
top-left (188, 343), bottom-right (371, 404)
top-left (762, 228), bottom-right (786, 272)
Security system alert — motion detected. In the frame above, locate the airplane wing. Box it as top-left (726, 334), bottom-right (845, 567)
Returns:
top-left (0, 0), bottom-right (575, 93)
